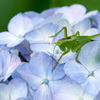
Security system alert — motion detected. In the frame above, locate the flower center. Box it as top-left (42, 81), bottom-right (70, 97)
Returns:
top-left (78, 97), bottom-right (84, 100)
top-left (55, 49), bottom-right (59, 54)
top-left (0, 73), bottom-right (4, 77)
top-left (89, 71), bottom-right (94, 76)
top-left (43, 79), bottom-right (49, 85)
top-left (18, 34), bottom-right (23, 39)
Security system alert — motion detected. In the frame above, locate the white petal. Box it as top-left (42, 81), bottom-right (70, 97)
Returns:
top-left (64, 60), bottom-right (88, 84)
top-left (4, 54), bottom-right (21, 81)
top-left (9, 78), bottom-right (27, 100)
top-left (8, 13), bottom-right (33, 36)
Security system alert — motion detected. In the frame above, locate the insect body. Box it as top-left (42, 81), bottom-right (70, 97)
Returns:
top-left (51, 27), bottom-right (100, 71)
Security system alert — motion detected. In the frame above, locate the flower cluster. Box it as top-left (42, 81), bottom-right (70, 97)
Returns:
top-left (0, 4), bottom-right (100, 100)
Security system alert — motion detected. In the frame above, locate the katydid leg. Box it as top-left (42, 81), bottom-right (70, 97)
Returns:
top-left (49, 27), bottom-right (68, 38)
top-left (52, 49), bottom-right (70, 71)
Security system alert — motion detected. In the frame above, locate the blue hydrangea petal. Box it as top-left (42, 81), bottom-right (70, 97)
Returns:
top-left (29, 52), bottom-right (56, 79)
top-left (64, 60), bottom-right (88, 84)
top-left (81, 76), bottom-right (100, 96)
top-left (78, 41), bottom-right (100, 71)
top-left (0, 83), bottom-right (10, 100)
top-left (8, 78), bottom-right (27, 100)
top-left (17, 63), bottom-right (43, 90)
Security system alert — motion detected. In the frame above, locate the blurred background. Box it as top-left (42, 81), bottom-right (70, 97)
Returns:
top-left (0, 0), bottom-right (99, 32)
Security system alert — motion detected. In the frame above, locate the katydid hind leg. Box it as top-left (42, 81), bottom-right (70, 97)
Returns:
top-left (52, 49), bottom-right (70, 71)
top-left (49, 27), bottom-right (68, 38)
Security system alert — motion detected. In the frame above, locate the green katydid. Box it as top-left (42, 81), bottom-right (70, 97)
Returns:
top-left (50, 27), bottom-right (100, 71)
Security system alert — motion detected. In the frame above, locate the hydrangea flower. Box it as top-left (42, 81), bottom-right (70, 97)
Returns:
top-left (64, 41), bottom-right (100, 96)
top-left (0, 50), bottom-right (21, 81)
top-left (18, 52), bottom-right (65, 100)
top-left (0, 78), bottom-right (27, 100)
top-left (0, 13), bottom-right (33, 47)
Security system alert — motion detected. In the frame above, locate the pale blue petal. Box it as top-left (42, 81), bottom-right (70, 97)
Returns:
top-left (30, 41), bottom-right (52, 53)
top-left (55, 4), bottom-right (86, 24)
top-left (53, 19), bottom-right (72, 43)
top-left (78, 41), bottom-right (100, 71)
top-left (25, 23), bottom-right (57, 44)
top-left (0, 83), bottom-right (10, 100)
top-left (7, 38), bottom-right (24, 47)
top-left (0, 50), bottom-right (11, 74)
top-left (29, 52), bottom-right (56, 79)
top-left (17, 97), bottom-right (34, 100)
top-left (33, 84), bottom-right (53, 100)
top-left (81, 76), bottom-right (100, 96)
top-left (84, 28), bottom-right (99, 36)
top-left (8, 13), bottom-right (33, 36)
top-left (64, 60), bottom-right (88, 84)
top-left (0, 32), bottom-right (20, 45)
top-left (49, 76), bottom-right (71, 94)
top-left (40, 8), bottom-right (59, 18)
top-left (54, 79), bottom-right (94, 100)
top-left (31, 17), bottom-right (44, 28)
top-left (72, 10), bottom-right (97, 25)
top-left (24, 11), bottom-right (40, 18)
top-left (94, 91), bottom-right (100, 100)
top-left (58, 51), bottom-right (76, 63)
top-left (47, 63), bottom-right (65, 81)
top-left (36, 13), bottom-right (62, 29)
top-left (17, 63), bottom-right (43, 90)
top-left (4, 54), bottom-right (21, 81)
top-left (9, 78), bottom-right (27, 100)
top-left (73, 19), bottom-right (91, 35)
top-left (92, 12), bottom-right (100, 32)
